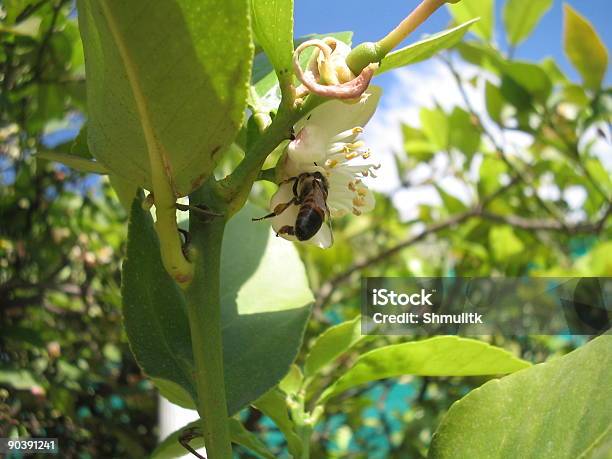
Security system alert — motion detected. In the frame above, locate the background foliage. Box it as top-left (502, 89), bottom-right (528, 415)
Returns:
top-left (1, 0), bottom-right (610, 458)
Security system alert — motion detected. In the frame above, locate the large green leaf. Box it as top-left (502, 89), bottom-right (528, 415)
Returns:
top-left (122, 200), bottom-right (312, 415)
top-left (429, 334), bottom-right (612, 459)
top-left (219, 204), bottom-right (313, 413)
top-left (77, 0), bottom-right (252, 196)
top-left (250, 0), bottom-right (293, 87)
top-left (377, 19), bottom-right (478, 74)
top-left (448, 0), bottom-right (494, 42)
top-left (122, 198), bottom-right (198, 405)
top-left (503, 0), bottom-right (553, 46)
top-left (318, 336), bottom-right (530, 403)
top-left (563, 4), bottom-right (608, 91)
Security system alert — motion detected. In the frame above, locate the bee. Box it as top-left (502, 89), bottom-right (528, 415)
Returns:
top-left (253, 171), bottom-right (333, 243)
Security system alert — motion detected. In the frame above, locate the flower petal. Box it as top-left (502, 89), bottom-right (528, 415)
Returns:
top-left (269, 183), bottom-right (299, 242)
top-left (287, 124), bottom-right (328, 164)
top-left (294, 85), bottom-right (382, 143)
top-left (308, 222), bottom-right (333, 249)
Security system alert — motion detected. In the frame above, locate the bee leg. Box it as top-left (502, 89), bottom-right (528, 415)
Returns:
top-left (252, 198), bottom-right (298, 221)
top-left (276, 225), bottom-right (295, 237)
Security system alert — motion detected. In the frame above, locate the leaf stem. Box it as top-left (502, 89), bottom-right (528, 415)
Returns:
top-left (185, 204), bottom-right (231, 459)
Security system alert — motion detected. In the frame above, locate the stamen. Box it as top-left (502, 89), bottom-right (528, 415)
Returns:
top-left (357, 187), bottom-right (367, 196)
top-left (348, 181), bottom-right (356, 191)
top-left (331, 126), bottom-right (363, 142)
top-left (325, 159), bottom-right (338, 168)
top-left (353, 197), bottom-right (365, 207)
top-left (352, 207), bottom-right (362, 216)
top-left (362, 150), bottom-right (371, 159)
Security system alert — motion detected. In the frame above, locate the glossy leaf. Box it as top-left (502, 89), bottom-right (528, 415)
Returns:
top-left (377, 19), bottom-right (478, 74)
top-left (250, 0), bottom-right (294, 87)
top-left (503, 0), bottom-right (553, 46)
top-left (563, 4), bottom-right (608, 91)
top-left (220, 204), bottom-right (313, 413)
top-left (123, 200), bottom-right (313, 415)
top-left (319, 336), bottom-right (530, 403)
top-left (77, 0), bottom-right (252, 196)
top-left (304, 315), bottom-right (365, 379)
top-left (448, 0), bottom-right (494, 42)
top-left (429, 335), bottom-right (612, 458)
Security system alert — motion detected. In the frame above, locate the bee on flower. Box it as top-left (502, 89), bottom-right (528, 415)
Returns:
top-left (255, 86), bottom-right (382, 248)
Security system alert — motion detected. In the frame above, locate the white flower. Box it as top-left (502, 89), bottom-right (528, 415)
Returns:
top-left (268, 86), bottom-right (382, 248)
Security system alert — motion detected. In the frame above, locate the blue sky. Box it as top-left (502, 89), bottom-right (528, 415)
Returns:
top-left (294, 0), bottom-right (611, 87)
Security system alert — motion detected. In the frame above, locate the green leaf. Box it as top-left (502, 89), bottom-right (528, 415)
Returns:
top-left (420, 108), bottom-right (448, 151)
top-left (77, 0), bottom-right (252, 196)
top-left (448, 106), bottom-right (480, 157)
top-left (377, 19), bottom-right (478, 74)
top-left (318, 336), bottom-right (530, 403)
top-left (485, 81), bottom-right (504, 123)
top-left (501, 61), bottom-right (552, 102)
top-left (503, 0), bottom-right (553, 46)
top-left (489, 226), bottom-right (524, 260)
top-left (228, 418), bottom-right (275, 459)
top-left (429, 335), bottom-right (612, 459)
top-left (220, 204), bottom-right (313, 413)
top-left (152, 378), bottom-right (196, 410)
top-left (122, 197), bottom-right (198, 403)
top-left (278, 364), bottom-right (303, 395)
top-left (37, 151), bottom-right (109, 174)
top-left (435, 185), bottom-right (468, 214)
top-left (0, 16), bottom-right (42, 37)
top-left (303, 315), bottom-right (365, 379)
top-left (254, 389), bottom-right (303, 458)
top-left (0, 367), bottom-right (45, 391)
top-left (151, 419), bottom-right (274, 459)
top-left (448, 0), bottom-right (494, 42)
top-left (563, 4), bottom-right (608, 91)
top-left (123, 200), bottom-right (312, 415)
top-left (250, 0), bottom-right (293, 88)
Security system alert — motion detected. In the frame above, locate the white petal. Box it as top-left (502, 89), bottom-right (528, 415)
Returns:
top-left (307, 222), bottom-right (333, 249)
top-left (269, 183), bottom-right (299, 242)
top-left (294, 86), bottom-right (383, 143)
top-left (287, 125), bottom-right (327, 164)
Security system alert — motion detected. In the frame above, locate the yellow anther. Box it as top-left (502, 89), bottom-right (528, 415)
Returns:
top-left (348, 181), bottom-right (356, 191)
top-left (353, 126), bottom-right (364, 134)
top-left (352, 207), bottom-right (362, 216)
top-left (325, 159), bottom-right (338, 168)
top-left (353, 197), bottom-right (365, 207)
top-left (357, 187), bottom-right (367, 196)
